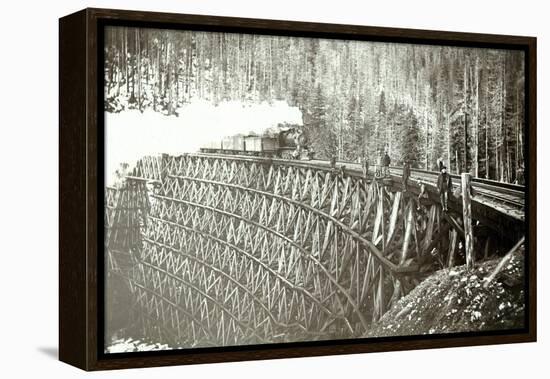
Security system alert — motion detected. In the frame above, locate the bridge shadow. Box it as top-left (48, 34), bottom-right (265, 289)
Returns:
top-left (37, 346), bottom-right (58, 359)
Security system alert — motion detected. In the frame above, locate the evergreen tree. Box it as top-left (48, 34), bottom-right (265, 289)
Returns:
top-left (103, 27), bottom-right (525, 182)
top-left (399, 107), bottom-right (422, 167)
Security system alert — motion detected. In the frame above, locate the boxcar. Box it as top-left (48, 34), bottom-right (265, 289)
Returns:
top-left (200, 140), bottom-right (222, 153)
top-left (244, 136), bottom-right (280, 156)
top-left (244, 136), bottom-right (263, 154)
top-left (222, 135), bottom-right (245, 152)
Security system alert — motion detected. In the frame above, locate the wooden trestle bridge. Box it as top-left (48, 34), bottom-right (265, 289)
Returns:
top-left (105, 153), bottom-right (525, 348)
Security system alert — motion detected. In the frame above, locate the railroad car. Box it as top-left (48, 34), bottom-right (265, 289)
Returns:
top-left (243, 135), bottom-right (280, 156)
top-left (200, 128), bottom-right (313, 159)
top-left (200, 140), bottom-right (222, 153)
top-left (223, 135), bottom-right (245, 153)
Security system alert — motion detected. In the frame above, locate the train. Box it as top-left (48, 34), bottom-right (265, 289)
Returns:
top-left (200, 128), bottom-right (313, 160)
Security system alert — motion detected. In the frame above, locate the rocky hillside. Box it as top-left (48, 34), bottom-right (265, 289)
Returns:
top-left (367, 249), bottom-right (525, 337)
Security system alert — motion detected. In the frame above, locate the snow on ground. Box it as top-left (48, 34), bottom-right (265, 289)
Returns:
top-left (105, 338), bottom-right (172, 353)
top-left (105, 100), bottom-right (303, 185)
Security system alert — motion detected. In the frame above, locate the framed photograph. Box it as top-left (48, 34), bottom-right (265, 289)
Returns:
top-left (59, 8), bottom-right (536, 370)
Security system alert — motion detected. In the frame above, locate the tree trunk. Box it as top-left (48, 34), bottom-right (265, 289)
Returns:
top-left (446, 104), bottom-right (451, 174)
top-left (474, 58), bottom-right (480, 177)
top-left (485, 86), bottom-right (489, 179)
top-left (463, 62), bottom-right (468, 172)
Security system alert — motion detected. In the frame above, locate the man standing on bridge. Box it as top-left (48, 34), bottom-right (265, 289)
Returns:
top-left (437, 157), bottom-right (444, 172)
top-left (375, 152), bottom-right (382, 177)
top-left (362, 157), bottom-right (369, 178)
top-left (437, 165), bottom-right (453, 212)
top-left (383, 151), bottom-right (391, 177)
top-left (402, 160), bottom-right (411, 192)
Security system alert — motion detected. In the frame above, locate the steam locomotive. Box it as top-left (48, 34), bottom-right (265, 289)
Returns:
top-left (200, 128), bottom-right (312, 159)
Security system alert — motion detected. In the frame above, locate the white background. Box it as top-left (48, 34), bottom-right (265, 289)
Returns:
top-left (0, 0), bottom-right (547, 377)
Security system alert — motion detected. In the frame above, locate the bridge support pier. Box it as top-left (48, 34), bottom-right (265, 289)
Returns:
top-left (104, 178), bottom-right (151, 343)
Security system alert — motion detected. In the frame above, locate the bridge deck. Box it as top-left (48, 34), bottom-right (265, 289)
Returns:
top-left (306, 159), bottom-right (524, 219)
top-left (195, 153), bottom-right (525, 231)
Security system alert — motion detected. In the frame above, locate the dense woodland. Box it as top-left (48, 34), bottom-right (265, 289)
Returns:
top-left (104, 27), bottom-right (525, 183)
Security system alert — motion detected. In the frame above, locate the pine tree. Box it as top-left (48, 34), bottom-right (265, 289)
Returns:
top-left (399, 107), bottom-right (422, 167)
top-left (102, 28), bottom-right (526, 182)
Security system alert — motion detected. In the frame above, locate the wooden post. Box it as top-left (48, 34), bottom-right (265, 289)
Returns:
top-left (386, 192), bottom-right (402, 246)
top-left (380, 188), bottom-right (386, 254)
top-left (400, 200), bottom-right (413, 264)
top-left (461, 173), bottom-right (474, 269)
top-left (378, 266), bottom-right (385, 319)
top-left (447, 229), bottom-right (458, 268)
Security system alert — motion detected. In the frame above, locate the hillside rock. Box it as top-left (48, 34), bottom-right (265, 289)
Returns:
top-left (366, 249), bottom-right (525, 337)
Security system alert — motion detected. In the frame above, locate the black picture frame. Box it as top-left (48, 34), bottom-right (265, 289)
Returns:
top-left (59, 7), bottom-right (537, 371)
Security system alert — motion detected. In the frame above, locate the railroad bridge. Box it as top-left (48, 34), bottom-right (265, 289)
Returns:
top-left (105, 153), bottom-right (525, 348)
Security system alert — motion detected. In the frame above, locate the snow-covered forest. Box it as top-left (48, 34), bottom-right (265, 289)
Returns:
top-left (104, 27), bottom-right (525, 182)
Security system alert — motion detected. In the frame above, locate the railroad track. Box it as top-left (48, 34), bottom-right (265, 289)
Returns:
top-left (194, 152), bottom-right (525, 209)
top-left (395, 168), bottom-right (525, 208)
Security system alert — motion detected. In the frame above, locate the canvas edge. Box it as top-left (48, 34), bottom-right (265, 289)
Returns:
top-left (58, 7), bottom-right (537, 371)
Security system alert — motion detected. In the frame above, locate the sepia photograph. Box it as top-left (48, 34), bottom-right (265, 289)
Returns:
top-left (103, 25), bottom-right (527, 353)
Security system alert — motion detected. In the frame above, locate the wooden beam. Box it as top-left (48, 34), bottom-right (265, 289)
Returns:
top-left (483, 236), bottom-right (525, 288)
top-left (381, 188), bottom-right (386, 254)
top-left (386, 192), bottom-right (402, 246)
top-left (462, 173), bottom-right (475, 269)
top-left (372, 187), bottom-right (382, 244)
top-left (443, 212), bottom-right (465, 237)
top-left (400, 200), bottom-right (413, 264)
top-left (379, 266), bottom-right (385, 318)
top-left (448, 229), bottom-right (458, 268)
top-left (422, 205), bottom-right (436, 252)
